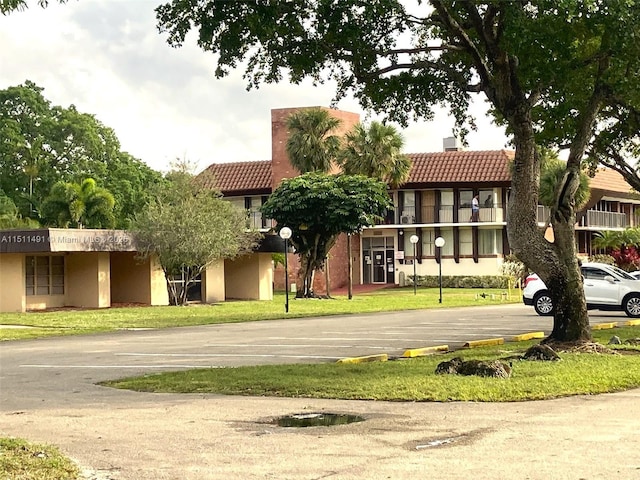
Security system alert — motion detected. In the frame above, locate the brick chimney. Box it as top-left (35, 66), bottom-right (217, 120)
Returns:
top-left (270, 107), bottom-right (360, 190)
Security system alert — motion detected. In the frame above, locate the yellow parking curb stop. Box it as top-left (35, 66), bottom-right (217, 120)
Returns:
top-left (402, 345), bottom-right (449, 358)
top-left (513, 331), bottom-right (545, 342)
top-left (463, 338), bottom-right (504, 348)
top-left (337, 354), bottom-right (388, 364)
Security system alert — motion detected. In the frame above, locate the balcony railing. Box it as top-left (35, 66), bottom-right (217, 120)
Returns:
top-left (377, 205), bottom-right (505, 225)
top-left (375, 204), bottom-right (629, 229)
top-left (247, 211), bottom-right (275, 230)
top-left (581, 210), bottom-right (628, 229)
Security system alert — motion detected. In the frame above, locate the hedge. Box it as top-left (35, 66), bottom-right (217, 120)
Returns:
top-left (408, 275), bottom-right (513, 289)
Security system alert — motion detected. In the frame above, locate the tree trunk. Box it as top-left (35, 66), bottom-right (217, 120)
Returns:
top-left (506, 109), bottom-right (591, 343)
top-left (347, 234), bottom-right (353, 300)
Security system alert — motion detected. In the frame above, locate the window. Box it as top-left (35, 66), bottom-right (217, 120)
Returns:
top-left (459, 190), bottom-right (473, 208)
top-left (439, 229), bottom-right (454, 256)
top-left (421, 229), bottom-right (435, 256)
top-left (25, 255), bottom-right (64, 296)
top-left (459, 228), bottom-right (473, 255)
top-left (479, 229), bottom-right (502, 255)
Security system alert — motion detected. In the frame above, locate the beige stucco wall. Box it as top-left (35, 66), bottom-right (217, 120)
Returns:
top-left (0, 253), bottom-right (26, 313)
top-left (110, 252), bottom-right (153, 304)
top-left (203, 260), bottom-right (225, 303)
top-left (109, 252), bottom-right (168, 306)
top-left (224, 253), bottom-right (274, 300)
top-left (66, 252), bottom-right (111, 308)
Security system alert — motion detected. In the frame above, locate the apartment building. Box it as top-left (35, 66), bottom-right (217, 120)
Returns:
top-left (199, 107), bottom-right (640, 290)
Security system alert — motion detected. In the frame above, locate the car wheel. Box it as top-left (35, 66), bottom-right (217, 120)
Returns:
top-left (624, 294), bottom-right (640, 317)
top-left (533, 291), bottom-right (554, 316)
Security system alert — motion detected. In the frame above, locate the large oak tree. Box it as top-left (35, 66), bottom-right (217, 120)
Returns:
top-left (157, 0), bottom-right (640, 342)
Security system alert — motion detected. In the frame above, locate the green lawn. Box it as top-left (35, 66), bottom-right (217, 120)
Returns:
top-left (0, 287), bottom-right (519, 341)
top-left (0, 438), bottom-right (80, 480)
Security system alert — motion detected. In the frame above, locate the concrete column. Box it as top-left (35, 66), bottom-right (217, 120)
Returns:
top-left (203, 260), bottom-right (225, 303)
top-left (0, 253), bottom-right (26, 312)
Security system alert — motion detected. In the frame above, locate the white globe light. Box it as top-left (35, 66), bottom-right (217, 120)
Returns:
top-left (279, 227), bottom-right (292, 240)
top-left (409, 234), bottom-right (419, 244)
top-left (435, 236), bottom-right (445, 248)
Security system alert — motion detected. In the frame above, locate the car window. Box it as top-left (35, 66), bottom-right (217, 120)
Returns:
top-left (582, 267), bottom-right (612, 280)
top-left (607, 265), bottom-right (636, 280)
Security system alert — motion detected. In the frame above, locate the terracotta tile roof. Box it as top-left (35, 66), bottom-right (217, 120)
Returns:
top-left (197, 160), bottom-right (272, 195)
top-left (199, 150), bottom-right (517, 194)
top-left (405, 150), bottom-right (514, 186)
top-left (589, 168), bottom-right (636, 195)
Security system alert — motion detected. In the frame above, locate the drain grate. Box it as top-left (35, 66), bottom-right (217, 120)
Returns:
top-left (275, 413), bottom-right (365, 428)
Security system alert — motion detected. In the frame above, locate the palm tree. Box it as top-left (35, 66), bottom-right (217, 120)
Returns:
top-left (285, 108), bottom-right (342, 174)
top-left (41, 178), bottom-right (115, 228)
top-left (337, 121), bottom-right (411, 188)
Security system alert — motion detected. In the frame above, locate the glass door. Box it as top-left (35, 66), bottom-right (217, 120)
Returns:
top-left (372, 249), bottom-right (386, 283)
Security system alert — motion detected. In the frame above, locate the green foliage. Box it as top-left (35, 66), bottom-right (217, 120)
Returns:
top-left (0, 0), bottom-right (66, 15)
top-left (286, 108), bottom-right (342, 173)
top-left (261, 172), bottom-right (391, 296)
top-left (0, 192), bottom-right (39, 229)
top-left (40, 178), bottom-right (115, 228)
top-left (0, 81), bottom-right (164, 228)
top-left (411, 275), bottom-right (511, 289)
top-left (593, 228), bottom-right (640, 249)
top-left (338, 121), bottom-right (411, 187)
top-left (587, 254), bottom-right (616, 265)
top-left (134, 171), bottom-right (259, 305)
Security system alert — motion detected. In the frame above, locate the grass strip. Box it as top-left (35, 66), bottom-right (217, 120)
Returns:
top-left (103, 327), bottom-right (640, 403)
top-left (0, 437), bottom-right (80, 480)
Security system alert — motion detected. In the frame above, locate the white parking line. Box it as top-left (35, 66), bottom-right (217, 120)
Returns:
top-left (21, 365), bottom-right (225, 369)
top-left (114, 353), bottom-right (339, 359)
top-left (267, 336), bottom-right (426, 342)
top-left (202, 343), bottom-right (391, 349)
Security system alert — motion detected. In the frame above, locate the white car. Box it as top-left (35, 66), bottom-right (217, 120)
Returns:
top-left (523, 262), bottom-right (640, 317)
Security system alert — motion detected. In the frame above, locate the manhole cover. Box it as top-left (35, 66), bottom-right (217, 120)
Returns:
top-left (275, 413), bottom-right (365, 428)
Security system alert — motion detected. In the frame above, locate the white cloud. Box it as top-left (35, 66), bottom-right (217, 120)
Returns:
top-left (0, 0), bottom-right (509, 173)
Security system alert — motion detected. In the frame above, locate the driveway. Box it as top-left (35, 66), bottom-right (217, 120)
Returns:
top-left (2, 305), bottom-right (640, 479)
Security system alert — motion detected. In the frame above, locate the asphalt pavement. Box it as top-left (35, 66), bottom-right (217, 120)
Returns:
top-left (2, 304), bottom-right (640, 480)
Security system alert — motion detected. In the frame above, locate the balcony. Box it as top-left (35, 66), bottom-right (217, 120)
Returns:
top-left (377, 205), bottom-right (505, 225)
top-left (248, 211), bottom-right (275, 230)
top-left (580, 210), bottom-right (628, 229)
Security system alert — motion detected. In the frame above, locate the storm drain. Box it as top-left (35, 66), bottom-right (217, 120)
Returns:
top-left (275, 413), bottom-right (365, 428)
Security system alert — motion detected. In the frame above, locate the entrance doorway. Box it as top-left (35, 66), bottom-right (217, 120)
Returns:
top-left (362, 236), bottom-right (395, 284)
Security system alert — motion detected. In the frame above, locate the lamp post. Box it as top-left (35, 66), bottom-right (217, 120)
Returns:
top-left (435, 236), bottom-right (445, 303)
top-left (279, 227), bottom-right (292, 313)
top-left (409, 234), bottom-right (419, 295)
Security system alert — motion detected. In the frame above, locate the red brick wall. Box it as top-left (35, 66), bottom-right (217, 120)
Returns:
top-left (273, 232), bottom-right (362, 294)
top-left (270, 107), bottom-right (360, 189)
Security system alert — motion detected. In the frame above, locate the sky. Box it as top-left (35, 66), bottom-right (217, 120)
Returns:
top-left (0, 0), bottom-right (509, 173)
